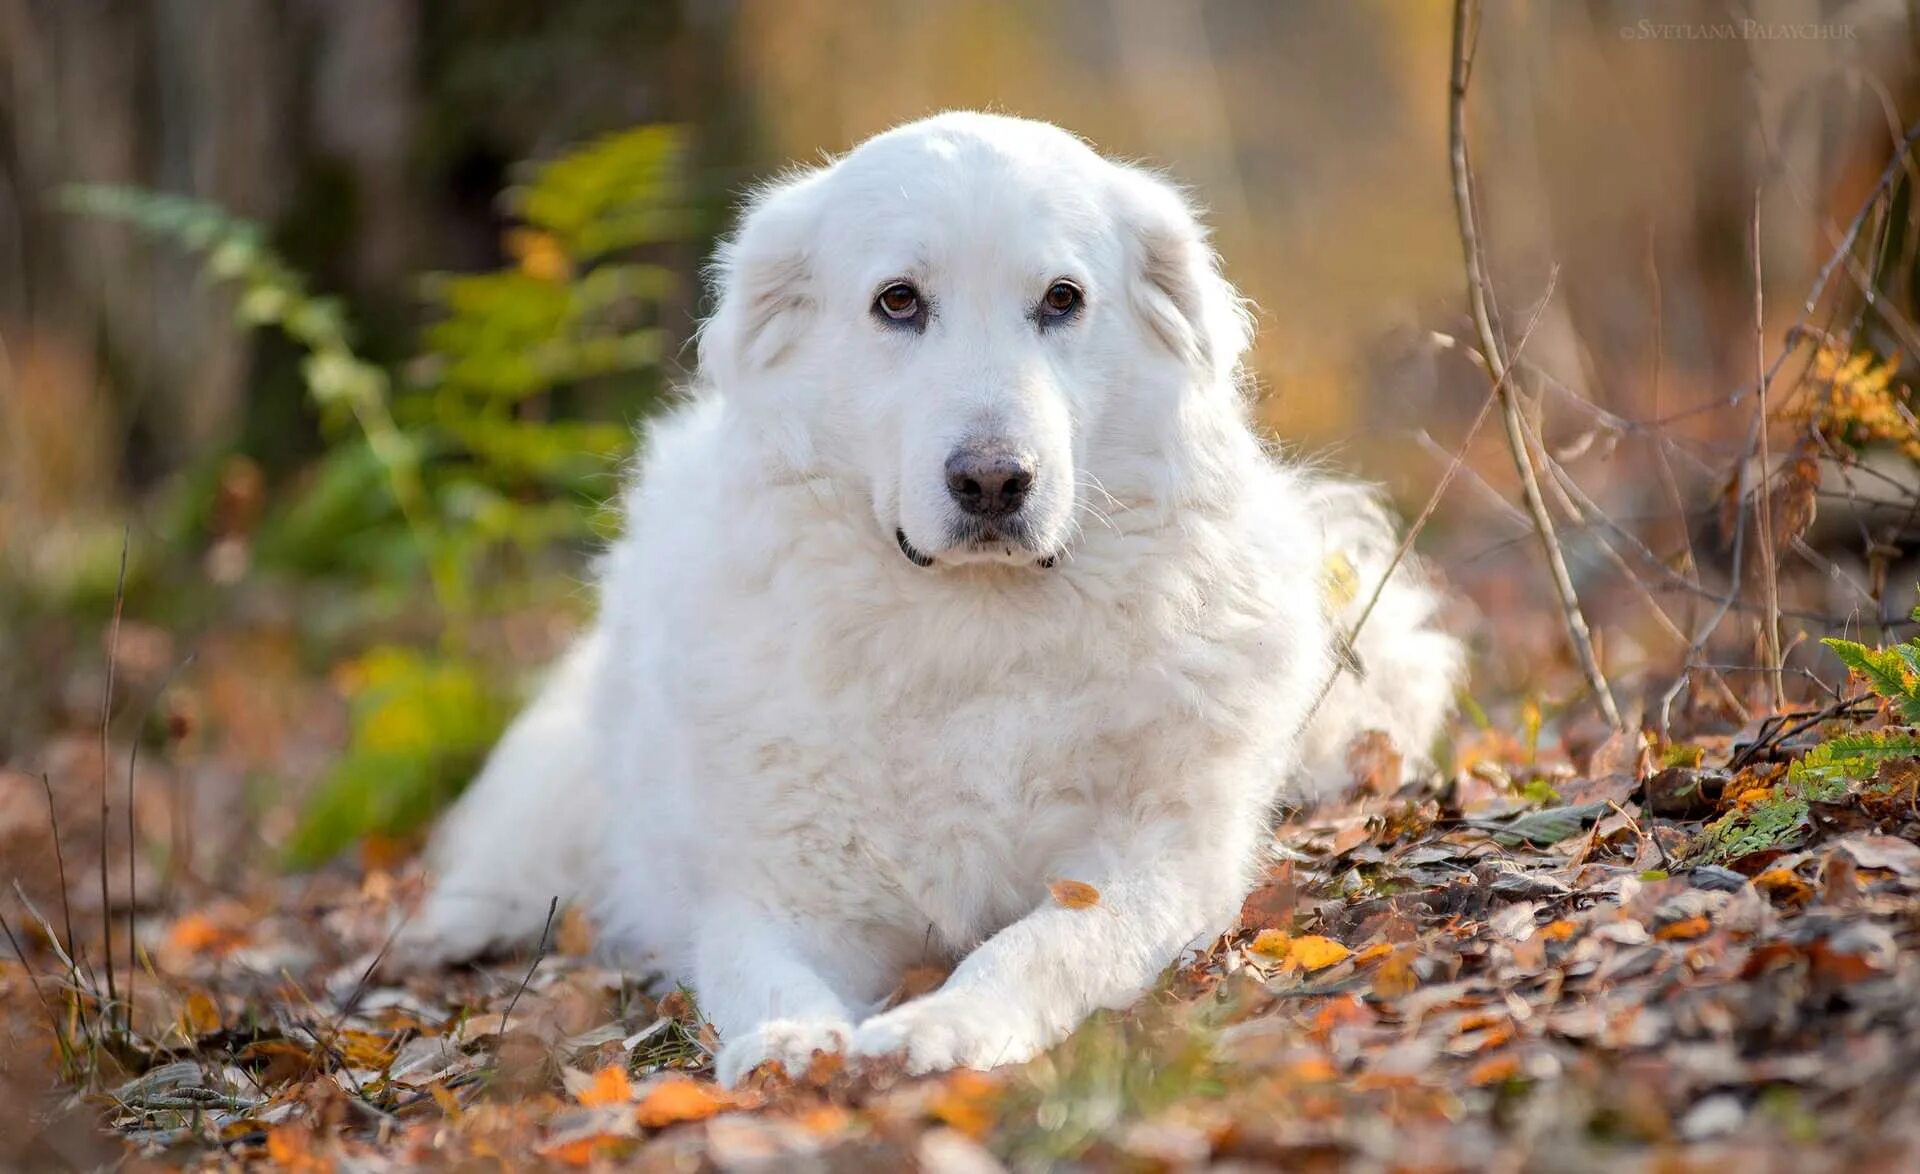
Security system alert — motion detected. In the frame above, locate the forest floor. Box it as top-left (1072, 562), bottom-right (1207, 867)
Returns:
top-left (6, 614), bottom-right (1920, 1171)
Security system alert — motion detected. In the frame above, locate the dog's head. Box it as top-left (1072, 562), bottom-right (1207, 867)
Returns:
top-left (700, 112), bottom-right (1250, 569)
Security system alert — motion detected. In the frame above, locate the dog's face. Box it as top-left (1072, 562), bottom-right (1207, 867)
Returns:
top-left (701, 113), bottom-right (1249, 569)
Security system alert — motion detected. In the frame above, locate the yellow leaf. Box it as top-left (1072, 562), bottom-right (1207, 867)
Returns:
top-left (429, 1082), bottom-right (463, 1122)
top-left (1352, 942), bottom-right (1395, 966)
top-left (1320, 551), bottom-right (1360, 613)
top-left (577, 1065), bottom-right (633, 1108)
top-left (335, 1028), bottom-right (398, 1070)
top-left (1250, 929), bottom-right (1293, 960)
top-left (1048, 879), bottom-right (1101, 910)
top-left (1288, 935), bottom-right (1352, 971)
top-left (633, 1077), bottom-right (729, 1129)
top-left (182, 990), bottom-right (221, 1037)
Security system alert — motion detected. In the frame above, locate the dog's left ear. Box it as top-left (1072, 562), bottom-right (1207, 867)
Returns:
top-left (1112, 165), bottom-right (1252, 387)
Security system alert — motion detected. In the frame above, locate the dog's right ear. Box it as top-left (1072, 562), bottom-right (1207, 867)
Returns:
top-left (699, 169), bottom-right (826, 388)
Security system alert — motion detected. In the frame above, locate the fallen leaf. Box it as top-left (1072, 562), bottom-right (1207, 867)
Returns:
top-left (1538, 919), bottom-right (1579, 941)
top-left (181, 990), bottom-right (221, 1037)
top-left (1048, 879), bottom-right (1101, 910)
top-left (1250, 929), bottom-right (1292, 960)
top-left (1237, 867), bottom-right (1297, 932)
top-left (929, 1070), bottom-right (1001, 1140)
top-left (1466, 1053), bottom-right (1522, 1085)
top-left (1284, 1055), bottom-right (1339, 1082)
top-left (1654, 915), bottom-right (1711, 941)
top-left (556, 905), bottom-right (598, 956)
top-left (634, 1077), bottom-right (730, 1129)
top-left (1289, 935), bottom-right (1352, 971)
top-left (1754, 867), bottom-right (1813, 907)
top-left (1353, 942), bottom-right (1395, 965)
top-left (165, 912), bottom-right (246, 957)
top-left (1371, 948), bottom-right (1419, 999)
top-left (265, 1125), bottom-right (327, 1173)
top-left (576, 1065), bottom-right (633, 1108)
top-left (1836, 834), bottom-right (1920, 876)
top-left (1346, 730), bottom-right (1404, 796)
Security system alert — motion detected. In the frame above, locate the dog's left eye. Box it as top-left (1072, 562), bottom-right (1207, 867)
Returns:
top-left (1040, 281), bottom-right (1083, 321)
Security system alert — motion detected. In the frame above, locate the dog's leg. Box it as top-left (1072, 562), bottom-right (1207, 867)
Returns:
top-left (849, 849), bottom-right (1236, 1074)
top-left (698, 903), bottom-right (859, 1087)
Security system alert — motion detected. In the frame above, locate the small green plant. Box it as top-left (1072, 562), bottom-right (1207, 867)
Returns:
top-left (1800, 616), bottom-right (1920, 786)
top-left (1691, 618), bottom-right (1920, 864)
top-left (64, 126), bottom-right (689, 865)
top-left (1822, 622), bottom-right (1920, 723)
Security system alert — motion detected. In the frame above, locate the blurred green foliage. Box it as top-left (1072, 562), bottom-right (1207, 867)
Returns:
top-left (64, 125), bottom-right (688, 866)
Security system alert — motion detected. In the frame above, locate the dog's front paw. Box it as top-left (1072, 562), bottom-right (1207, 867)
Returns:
top-left (851, 993), bottom-right (1045, 1075)
top-left (714, 1017), bottom-right (852, 1087)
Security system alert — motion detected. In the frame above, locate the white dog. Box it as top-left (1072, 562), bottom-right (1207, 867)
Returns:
top-left (399, 112), bottom-right (1462, 1086)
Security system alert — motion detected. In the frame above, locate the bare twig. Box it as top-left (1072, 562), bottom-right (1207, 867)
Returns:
top-left (0, 906), bottom-right (73, 1069)
top-left (40, 774), bottom-right (78, 982)
top-left (97, 529), bottom-right (128, 1031)
top-left (1751, 194), bottom-right (1784, 710)
top-left (1296, 272), bottom-right (1558, 732)
top-left (499, 896), bottom-right (561, 1037)
top-left (301, 909), bottom-right (412, 1084)
top-left (1449, 0), bottom-right (1621, 728)
top-left (119, 650), bottom-right (194, 1040)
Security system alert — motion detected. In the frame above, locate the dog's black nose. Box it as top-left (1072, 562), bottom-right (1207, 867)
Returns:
top-left (946, 445), bottom-right (1035, 518)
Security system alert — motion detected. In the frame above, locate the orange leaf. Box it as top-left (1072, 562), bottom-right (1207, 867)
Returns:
top-left (1538, 920), bottom-right (1578, 941)
top-left (1754, 868), bottom-right (1812, 906)
top-left (556, 906), bottom-right (597, 957)
top-left (633, 1077), bottom-right (730, 1129)
top-left (798, 1105), bottom-right (851, 1135)
top-left (1352, 942), bottom-right (1395, 966)
top-left (1654, 916), bottom-right (1710, 941)
top-left (929, 1070), bottom-right (1001, 1140)
top-left (1371, 948), bottom-right (1419, 999)
top-left (166, 912), bottom-right (245, 957)
top-left (265, 1125), bottom-right (328, 1173)
top-left (542, 1135), bottom-right (627, 1166)
top-left (1467, 1053), bottom-right (1522, 1086)
top-left (1250, 929), bottom-right (1293, 960)
top-left (576, 1065), bottom-right (633, 1108)
top-left (1288, 935), bottom-right (1352, 971)
top-left (181, 990), bottom-right (221, 1037)
top-left (1048, 879), bottom-right (1101, 910)
top-left (1284, 1055), bottom-right (1339, 1083)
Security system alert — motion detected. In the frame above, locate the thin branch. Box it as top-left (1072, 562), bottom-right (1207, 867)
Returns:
top-left (96, 529), bottom-right (128, 1030)
top-left (1750, 194), bottom-right (1784, 711)
top-left (1449, 0), bottom-right (1621, 728)
top-left (1296, 269), bottom-right (1557, 732)
top-left (0, 907), bottom-right (73, 1069)
top-left (499, 897), bottom-right (561, 1037)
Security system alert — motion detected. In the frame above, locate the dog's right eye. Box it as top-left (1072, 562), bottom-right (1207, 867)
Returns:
top-left (874, 282), bottom-right (921, 323)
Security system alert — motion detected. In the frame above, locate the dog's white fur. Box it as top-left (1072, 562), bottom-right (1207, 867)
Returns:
top-left (400, 113), bottom-right (1462, 1085)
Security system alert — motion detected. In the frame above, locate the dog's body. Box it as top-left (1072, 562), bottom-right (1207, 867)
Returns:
top-left (402, 113), bottom-right (1462, 1084)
